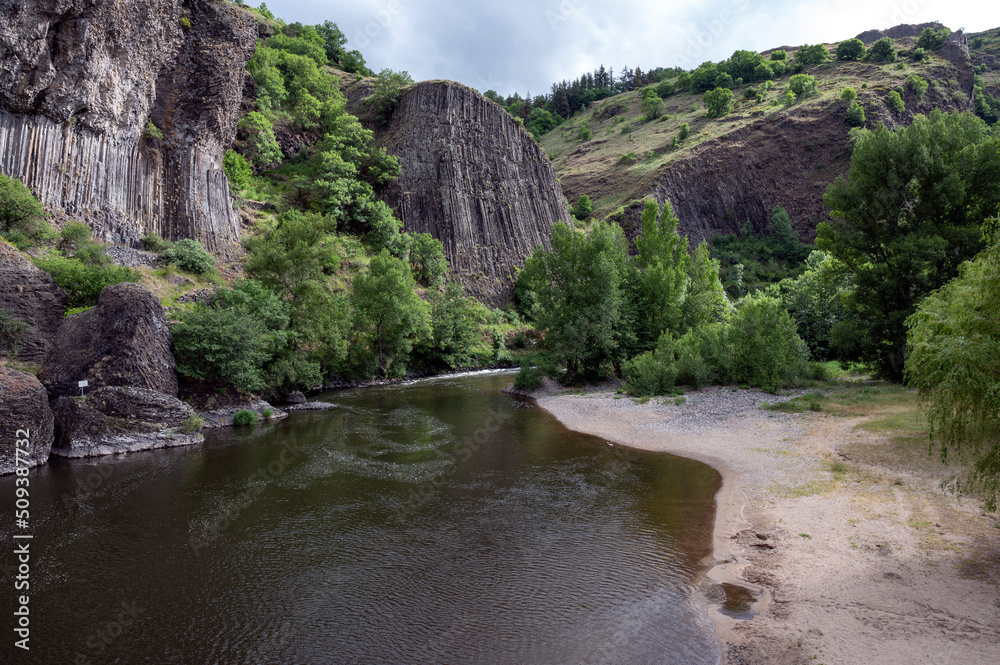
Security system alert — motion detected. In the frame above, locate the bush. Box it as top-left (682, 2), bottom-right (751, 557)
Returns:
top-left (159, 238), bottom-right (216, 275)
top-left (678, 123), bottom-right (690, 141)
top-left (181, 414), bottom-right (205, 434)
top-left (789, 74), bottom-right (817, 97)
top-left (841, 87), bottom-right (857, 102)
top-left (916, 26), bottom-right (951, 51)
top-left (782, 91), bottom-right (797, 107)
top-left (0, 174), bottom-right (49, 244)
top-left (623, 347), bottom-right (678, 397)
top-left (868, 37), bottom-right (897, 62)
top-left (911, 47), bottom-right (927, 61)
top-left (237, 112), bottom-right (283, 168)
top-left (577, 121), bottom-right (592, 141)
top-left (795, 44), bottom-right (829, 66)
top-left (408, 232), bottom-right (448, 286)
top-left (722, 294), bottom-right (808, 390)
top-left (743, 86), bottom-right (758, 99)
top-left (33, 256), bottom-right (140, 309)
top-left (572, 194), bottom-right (593, 220)
top-left (703, 87), bottom-right (734, 118)
top-left (172, 307), bottom-right (273, 393)
top-left (642, 95), bottom-right (665, 121)
top-left (836, 39), bottom-right (866, 61)
top-left (141, 234), bottom-right (171, 252)
top-left (232, 410), bottom-right (258, 426)
top-left (513, 365), bottom-right (544, 391)
top-left (886, 90), bottom-right (905, 114)
top-left (845, 101), bottom-right (867, 127)
top-left (0, 309), bottom-right (30, 357)
top-left (224, 150), bottom-right (252, 192)
top-left (655, 80), bottom-right (675, 98)
top-left (770, 49), bottom-right (787, 61)
top-left (143, 120), bottom-right (164, 140)
top-left (906, 74), bottom-right (929, 100)
top-left (367, 69), bottom-right (414, 125)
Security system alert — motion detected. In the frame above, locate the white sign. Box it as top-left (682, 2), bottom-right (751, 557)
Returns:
top-left (78, 380), bottom-right (89, 388)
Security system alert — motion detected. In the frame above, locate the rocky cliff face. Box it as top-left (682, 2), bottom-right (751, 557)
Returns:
top-left (0, 366), bottom-right (54, 473)
top-left (0, 0), bottom-right (256, 255)
top-left (0, 240), bottom-right (66, 362)
top-left (377, 81), bottom-right (571, 304)
top-left (40, 282), bottom-right (178, 397)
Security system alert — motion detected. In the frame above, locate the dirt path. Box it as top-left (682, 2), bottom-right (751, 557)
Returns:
top-left (536, 387), bottom-right (1000, 665)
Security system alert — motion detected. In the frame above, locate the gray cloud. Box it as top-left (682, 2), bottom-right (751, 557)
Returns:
top-left (264, 0), bottom-right (998, 95)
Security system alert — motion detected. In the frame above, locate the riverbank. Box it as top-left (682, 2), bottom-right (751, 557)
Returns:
top-left (536, 385), bottom-right (1000, 665)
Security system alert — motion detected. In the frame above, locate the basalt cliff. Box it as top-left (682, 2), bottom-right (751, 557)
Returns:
top-left (0, 0), bottom-right (256, 255)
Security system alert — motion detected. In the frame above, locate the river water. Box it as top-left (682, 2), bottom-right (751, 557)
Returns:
top-left (2, 371), bottom-right (722, 664)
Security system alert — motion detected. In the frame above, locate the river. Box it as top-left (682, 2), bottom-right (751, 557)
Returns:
top-left (1, 371), bottom-right (722, 664)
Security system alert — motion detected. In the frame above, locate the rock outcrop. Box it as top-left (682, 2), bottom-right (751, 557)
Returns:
top-left (0, 366), bottom-right (54, 473)
top-left (0, 241), bottom-right (66, 362)
top-left (0, 0), bottom-right (257, 255)
top-left (40, 282), bottom-right (178, 397)
top-left (377, 81), bottom-right (571, 304)
top-left (50, 385), bottom-right (201, 457)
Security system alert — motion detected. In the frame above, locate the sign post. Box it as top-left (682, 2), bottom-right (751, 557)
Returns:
top-left (78, 379), bottom-right (88, 397)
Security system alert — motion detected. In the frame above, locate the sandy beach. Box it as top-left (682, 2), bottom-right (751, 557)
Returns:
top-left (536, 386), bottom-right (1000, 665)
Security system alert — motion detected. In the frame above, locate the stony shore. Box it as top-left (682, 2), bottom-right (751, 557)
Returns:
top-left (536, 386), bottom-right (1000, 665)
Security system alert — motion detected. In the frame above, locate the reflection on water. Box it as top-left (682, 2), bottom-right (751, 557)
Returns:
top-left (0, 371), bottom-right (722, 664)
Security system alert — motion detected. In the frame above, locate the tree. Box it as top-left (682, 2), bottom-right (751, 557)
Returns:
top-left (642, 94), bottom-right (666, 121)
top-left (795, 44), bottom-right (829, 66)
top-left (841, 87), bottom-right (857, 102)
top-left (426, 281), bottom-right (480, 367)
top-left (351, 250), bottom-right (431, 377)
top-left (315, 20), bottom-right (347, 63)
top-left (518, 221), bottom-right (631, 381)
top-left (172, 307), bottom-right (273, 393)
top-left (845, 101), bottom-right (866, 127)
top-left (886, 90), bottom-right (905, 114)
top-left (703, 87), bottom-right (734, 118)
top-left (0, 174), bottom-right (48, 243)
top-left (408, 232), bottom-right (448, 286)
top-left (916, 26), bottom-right (951, 51)
top-left (781, 251), bottom-right (851, 360)
top-left (237, 112), bottom-right (283, 167)
top-left (572, 194), bottom-right (593, 220)
top-left (906, 75), bottom-right (929, 100)
top-left (224, 150), bottom-right (252, 191)
top-left (367, 69), bottom-right (414, 125)
top-left (817, 110), bottom-right (1000, 380)
top-left (789, 74), bottom-right (817, 97)
top-left (635, 199), bottom-right (689, 346)
top-left (683, 240), bottom-right (730, 330)
top-left (906, 236), bottom-right (1000, 509)
top-left (836, 38), bottom-right (866, 61)
top-left (868, 37), bottom-right (897, 62)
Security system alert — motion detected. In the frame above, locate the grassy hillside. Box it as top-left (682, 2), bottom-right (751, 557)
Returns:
top-left (540, 33), bottom-right (978, 227)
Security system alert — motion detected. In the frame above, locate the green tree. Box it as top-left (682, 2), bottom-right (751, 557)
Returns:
top-left (845, 101), bottom-right (866, 127)
top-left (518, 221), bottom-right (631, 381)
top-left (678, 123), bottom-right (690, 141)
top-left (906, 237), bottom-right (1000, 509)
top-left (408, 232), bottom-right (448, 286)
top-left (906, 75), bottom-right (929, 100)
top-left (351, 250), bottom-right (431, 377)
top-left (224, 150), bottom-right (252, 191)
top-left (683, 240), bottom-right (731, 330)
top-left (315, 20), bottom-right (348, 63)
top-left (841, 87), bottom-right (857, 102)
top-left (795, 44), bottom-right (829, 66)
top-left (703, 87), bottom-right (734, 118)
top-left (572, 194), bottom-right (593, 220)
top-left (172, 307), bottom-right (273, 393)
top-left (237, 112), bottom-right (283, 167)
top-left (367, 69), bottom-right (414, 125)
top-left (818, 110), bottom-right (1000, 380)
top-left (886, 90), bottom-right (905, 114)
top-left (425, 281), bottom-right (480, 367)
top-left (642, 94), bottom-right (666, 121)
top-left (33, 257), bottom-right (139, 308)
top-left (915, 26), bottom-right (951, 51)
top-left (722, 293), bottom-right (808, 390)
top-left (635, 199), bottom-right (689, 346)
top-left (160, 238), bottom-right (216, 275)
top-left (789, 74), bottom-right (817, 97)
top-left (836, 38), bottom-right (866, 61)
top-left (781, 251), bottom-right (852, 360)
top-left (0, 174), bottom-right (48, 244)
top-left (577, 121), bottom-right (592, 141)
top-left (868, 37), bottom-right (897, 62)
top-left (770, 49), bottom-right (787, 61)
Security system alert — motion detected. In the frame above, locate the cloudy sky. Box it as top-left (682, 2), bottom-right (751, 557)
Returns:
top-left (264, 0), bottom-right (998, 96)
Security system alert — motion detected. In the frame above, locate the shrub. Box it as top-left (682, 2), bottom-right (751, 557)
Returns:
top-left (841, 87), bottom-right (857, 102)
top-left (0, 174), bottom-right (49, 243)
top-left (789, 74), bottom-right (817, 97)
top-left (886, 90), bottom-right (905, 114)
top-left (795, 44), bottom-right (829, 66)
top-left (224, 150), bottom-right (252, 192)
top-left (655, 80), bottom-right (675, 98)
top-left (262, 408), bottom-right (275, 420)
top-left (172, 308), bottom-right (272, 393)
top-left (367, 69), bottom-right (414, 125)
top-left (408, 232), bottom-right (448, 286)
top-left (782, 91), bottom-right (797, 107)
top-left (845, 101), bottom-right (866, 127)
top-left (33, 256), bottom-right (140, 309)
top-left (906, 74), bottom-right (929, 100)
top-left (237, 112), bottom-right (283, 168)
top-left (868, 37), bottom-right (897, 62)
top-left (916, 26), bottom-right (951, 51)
top-left (59, 222), bottom-right (92, 254)
top-left (703, 87), bottom-right (734, 118)
top-left (159, 238), bottom-right (216, 275)
top-left (141, 234), bottom-right (171, 252)
top-left (714, 72), bottom-right (734, 89)
top-left (623, 347), bottom-right (678, 397)
top-left (770, 49), bottom-right (787, 61)
top-left (642, 95), bottom-right (665, 121)
top-left (678, 123), bottom-right (690, 141)
top-left (911, 47), bottom-right (927, 61)
top-left (836, 39), bottom-right (866, 61)
top-left (513, 365), bottom-right (544, 391)
top-left (572, 194), bottom-right (593, 220)
top-left (0, 309), bottom-right (30, 357)
top-left (744, 86), bottom-right (758, 99)
top-left (577, 121), bottom-right (592, 141)
top-left (179, 16), bottom-right (191, 30)
top-left (181, 414), bottom-right (205, 434)
top-left (722, 294), bottom-right (808, 390)
top-left (618, 151), bottom-right (638, 164)
top-left (232, 409), bottom-right (258, 426)
top-left (143, 119), bottom-right (164, 140)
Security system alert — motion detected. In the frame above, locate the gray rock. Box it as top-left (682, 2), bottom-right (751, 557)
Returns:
top-left (284, 401), bottom-right (336, 412)
top-left (200, 399), bottom-right (288, 428)
top-left (50, 386), bottom-right (201, 458)
top-left (375, 81), bottom-right (571, 305)
top-left (286, 391), bottom-right (308, 404)
top-left (0, 242), bottom-right (67, 363)
top-left (40, 282), bottom-right (178, 397)
top-left (0, 0), bottom-right (257, 256)
top-left (0, 366), bottom-right (54, 474)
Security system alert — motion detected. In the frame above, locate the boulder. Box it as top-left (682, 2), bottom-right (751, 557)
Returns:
top-left (0, 366), bottom-right (54, 473)
top-left (286, 391), bottom-right (307, 404)
top-left (0, 241), bottom-right (67, 363)
top-left (50, 386), bottom-right (202, 458)
top-left (40, 282), bottom-right (179, 397)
